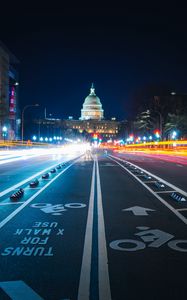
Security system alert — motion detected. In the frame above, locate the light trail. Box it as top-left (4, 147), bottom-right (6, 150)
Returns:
top-left (100, 140), bottom-right (187, 164)
top-left (0, 143), bottom-right (91, 165)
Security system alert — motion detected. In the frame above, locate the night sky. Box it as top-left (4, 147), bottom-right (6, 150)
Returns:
top-left (0, 5), bottom-right (187, 120)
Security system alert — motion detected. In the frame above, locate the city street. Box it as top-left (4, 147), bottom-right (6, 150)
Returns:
top-left (0, 149), bottom-right (187, 300)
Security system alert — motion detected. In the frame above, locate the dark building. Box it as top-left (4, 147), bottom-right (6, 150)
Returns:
top-left (0, 41), bottom-right (20, 140)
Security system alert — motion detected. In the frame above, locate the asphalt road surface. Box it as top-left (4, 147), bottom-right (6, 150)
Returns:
top-left (0, 149), bottom-right (187, 300)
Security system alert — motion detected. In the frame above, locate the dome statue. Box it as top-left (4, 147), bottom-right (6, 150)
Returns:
top-left (81, 83), bottom-right (104, 120)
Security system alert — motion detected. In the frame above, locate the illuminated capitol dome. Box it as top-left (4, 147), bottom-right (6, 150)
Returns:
top-left (81, 83), bottom-right (104, 120)
top-left (35, 82), bottom-right (120, 141)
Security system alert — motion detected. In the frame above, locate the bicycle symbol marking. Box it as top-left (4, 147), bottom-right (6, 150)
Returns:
top-left (30, 203), bottom-right (86, 215)
top-left (110, 226), bottom-right (187, 252)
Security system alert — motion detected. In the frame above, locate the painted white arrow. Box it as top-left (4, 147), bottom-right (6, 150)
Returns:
top-left (122, 206), bottom-right (155, 216)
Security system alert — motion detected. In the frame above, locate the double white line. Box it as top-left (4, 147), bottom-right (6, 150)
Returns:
top-left (78, 156), bottom-right (111, 300)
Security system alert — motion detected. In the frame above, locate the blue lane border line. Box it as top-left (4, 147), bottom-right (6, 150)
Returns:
top-left (90, 165), bottom-right (99, 300)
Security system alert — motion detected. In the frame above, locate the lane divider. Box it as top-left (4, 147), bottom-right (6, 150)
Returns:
top-left (10, 188), bottom-right (24, 201)
top-left (42, 173), bottom-right (49, 179)
top-left (78, 156), bottom-right (111, 300)
top-left (0, 158), bottom-right (80, 230)
top-left (171, 192), bottom-right (186, 202)
top-left (29, 179), bottom-right (39, 188)
top-left (0, 156), bottom-right (79, 198)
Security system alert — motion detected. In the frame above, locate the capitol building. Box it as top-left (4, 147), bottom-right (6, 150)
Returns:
top-left (81, 83), bottom-right (104, 120)
top-left (64, 84), bottom-right (119, 138)
top-left (35, 84), bottom-right (120, 140)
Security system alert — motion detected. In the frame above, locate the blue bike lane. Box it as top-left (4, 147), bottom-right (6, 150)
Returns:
top-left (0, 159), bottom-right (93, 300)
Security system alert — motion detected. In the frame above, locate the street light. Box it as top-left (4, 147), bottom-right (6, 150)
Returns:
top-left (21, 104), bottom-right (39, 143)
top-left (154, 111), bottom-right (162, 140)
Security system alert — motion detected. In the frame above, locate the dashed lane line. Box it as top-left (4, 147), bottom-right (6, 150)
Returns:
top-left (109, 155), bottom-right (187, 225)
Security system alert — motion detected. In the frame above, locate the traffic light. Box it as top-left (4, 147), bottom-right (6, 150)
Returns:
top-left (154, 129), bottom-right (160, 138)
top-left (93, 133), bottom-right (98, 140)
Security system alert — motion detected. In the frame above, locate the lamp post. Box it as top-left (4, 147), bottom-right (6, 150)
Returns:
top-left (21, 104), bottom-right (39, 143)
top-left (157, 111), bottom-right (162, 140)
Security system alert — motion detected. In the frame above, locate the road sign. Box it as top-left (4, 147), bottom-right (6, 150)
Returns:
top-left (122, 206), bottom-right (155, 216)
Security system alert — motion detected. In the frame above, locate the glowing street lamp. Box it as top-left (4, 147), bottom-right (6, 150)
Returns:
top-left (2, 126), bottom-right (8, 142)
top-left (154, 129), bottom-right (160, 139)
top-left (32, 135), bottom-right (37, 141)
top-left (171, 131), bottom-right (177, 140)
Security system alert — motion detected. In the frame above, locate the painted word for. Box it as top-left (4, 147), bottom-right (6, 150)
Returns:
top-left (110, 226), bottom-right (187, 252)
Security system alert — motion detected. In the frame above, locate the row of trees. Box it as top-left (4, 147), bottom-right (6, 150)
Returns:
top-left (128, 85), bottom-right (187, 139)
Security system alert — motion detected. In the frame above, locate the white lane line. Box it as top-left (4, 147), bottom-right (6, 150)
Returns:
top-left (177, 208), bottom-right (187, 211)
top-left (109, 155), bottom-right (187, 198)
top-left (0, 160), bottom-right (79, 230)
top-left (0, 157), bottom-right (77, 198)
top-left (15, 187), bottom-right (41, 191)
top-left (40, 179), bottom-right (51, 181)
top-left (0, 154), bottom-right (41, 166)
top-left (109, 156), bottom-right (187, 225)
top-left (156, 190), bottom-right (176, 194)
top-left (24, 187), bottom-right (41, 190)
top-left (143, 181), bottom-right (157, 183)
top-left (96, 158), bottom-right (112, 300)
top-left (0, 202), bottom-right (24, 206)
top-left (78, 159), bottom-right (95, 300)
